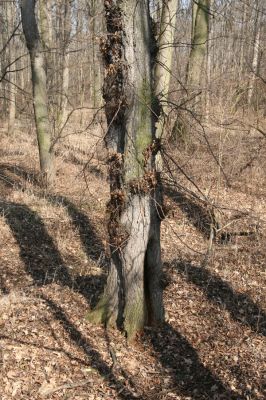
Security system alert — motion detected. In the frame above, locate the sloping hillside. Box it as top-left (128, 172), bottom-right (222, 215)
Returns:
top-left (0, 121), bottom-right (265, 400)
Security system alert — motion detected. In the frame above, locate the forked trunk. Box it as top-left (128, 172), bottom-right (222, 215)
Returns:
top-left (87, 0), bottom-right (164, 339)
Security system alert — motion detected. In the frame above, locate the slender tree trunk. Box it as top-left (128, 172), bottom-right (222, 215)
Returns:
top-left (191, 0), bottom-right (198, 41)
top-left (205, 0), bottom-right (213, 122)
top-left (39, 0), bottom-right (53, 50)
top-left (8, 72), bottom-right (16, 135)
top-left (21, 0), bottom-right (54, 185)
top-left (187, 0), bottom-right (210, 88)
top-left (58, 52), bottom-right (70, 131)
top-left (90, 0), bottom-right (104, 109)
top-left (154, 0), bottom-right (177, 140)
top-left (87, 0), bottom-right (164, 339)
top-left (247, 8), bottom-right (261, 107)
top-left (239, 2), bottom-right (247, 78)
top-left (6, 2), bottom-right (16, 135)
top-left (57, 0), bottom-right (71, 132)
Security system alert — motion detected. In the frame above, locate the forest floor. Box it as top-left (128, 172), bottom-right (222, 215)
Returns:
top-left (0, 114), bottom-right (265, 399)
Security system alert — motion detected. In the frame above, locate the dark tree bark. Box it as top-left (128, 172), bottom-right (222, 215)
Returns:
top-left (87, 0), bottom-right (165, 339)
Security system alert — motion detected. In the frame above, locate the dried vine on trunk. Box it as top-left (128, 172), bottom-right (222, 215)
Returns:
top-left (87, 0), bottom-right (165, 339)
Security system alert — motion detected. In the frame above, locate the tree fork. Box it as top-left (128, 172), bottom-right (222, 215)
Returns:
top-left (87, 0), bottom-right (165, 339)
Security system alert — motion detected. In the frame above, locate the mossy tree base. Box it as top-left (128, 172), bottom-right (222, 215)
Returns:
top-left (87, 194), bottom-right (164, 340)
top-left (89, 1), bottom-right (165, 340)
top-left (86, 296), bottom-right (117, 329)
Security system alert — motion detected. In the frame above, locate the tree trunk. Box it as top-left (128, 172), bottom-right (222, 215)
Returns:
top-left (205, 0), bottom-right (213, 122)
top-left (247, 7), bottom-right (261, 107)
top-left (187, 0), bottom-right (210, 88)
top-left (239, 1), bottom-right (247, 78)
top-left (87, 0), bottom-right (165, 339)
top-left (39, 0), bottom-right (53, 50)
top-left (57, 0), bottom-right (71, 133)
top-left (8, 72), bottom-right (16, 135)
top-left (58, 52), bottom-right (70, 132)
top-left (6, 3), bottom-right (16, 135)
top-left (21, 0), bottom-right (54, 185)
top-left (90, 0), bottom-right (104, 109)
top-left (154, 0), bottom-right (177, 140)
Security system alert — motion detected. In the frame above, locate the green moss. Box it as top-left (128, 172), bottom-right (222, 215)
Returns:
top-left (86, 296), bottom-right (108, 324)
top-left (86, 296), bottom-right (117, 328)
top-left (125, 78), bottom-right (153, 182)
top-left (123, 297), bottom-right (146, 340)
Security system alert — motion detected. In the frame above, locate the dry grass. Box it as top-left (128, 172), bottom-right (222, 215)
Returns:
top-left (0, 115), bottom-right (265, 399)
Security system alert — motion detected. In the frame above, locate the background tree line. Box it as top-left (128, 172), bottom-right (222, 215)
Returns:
top-left (1, 0), bottom-right (265, 139)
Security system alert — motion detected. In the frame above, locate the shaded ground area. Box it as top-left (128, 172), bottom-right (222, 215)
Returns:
top-left (0, 128), bottom-right (265, 399)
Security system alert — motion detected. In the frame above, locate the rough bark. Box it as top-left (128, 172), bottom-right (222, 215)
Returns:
top-left (87, 0), bottom-right (164, 339)
top-left (21, 0), bottom-right (54, 185)
top-left (187, 0), bottom-right (210, 88)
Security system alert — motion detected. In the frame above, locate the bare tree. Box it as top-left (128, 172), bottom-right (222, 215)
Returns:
top-left (21, 0), bottom-right (54, 184)
top-left (87, 0), bottom-right (165, 339)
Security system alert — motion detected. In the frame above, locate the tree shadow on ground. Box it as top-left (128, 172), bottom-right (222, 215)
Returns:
top-left (0, 164), bottom-right (107, 306)
top-left (0, 199), bottom-right (105, 306)
top-left (148, 323), bottom-right (241, 400)
top-left (47, 194), bottom-right (106, 268)
top-left (170, 260), bottom-right (266, 337)
top-left (58, 150), bottom-right (106, 180)
top-left (165, 187), bottom-right (214, 238)
top-left (0, 200), bottom-right (72, 286)
top-left (0, 278), bottom-right (9, 295)
top-left (0, 164), bottom-right (248, 399)
top-left (0, 165), bottom-right (142, 397)
top-left (0, 163), bottom-right (106, 264)
top-left (0, 163), bottom-right (39, 186)
top-left (0, 333), bottom-right (88, 366)
top-left (40, 294), bottom-right (143, 399)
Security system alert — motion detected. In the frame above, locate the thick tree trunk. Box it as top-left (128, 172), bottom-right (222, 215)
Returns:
top-left (187, 0), bottom-right (210, 88)
top-left (21, 0), bottom-right (54, 185)
top-left (87, 0), bottom-right (164, 339)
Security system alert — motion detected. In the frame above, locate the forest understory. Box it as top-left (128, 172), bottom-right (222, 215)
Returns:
top-left (0, 113), bottom-right (265, 400)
